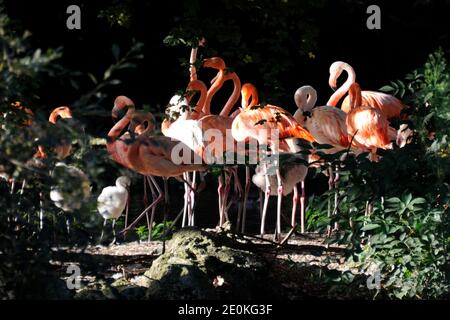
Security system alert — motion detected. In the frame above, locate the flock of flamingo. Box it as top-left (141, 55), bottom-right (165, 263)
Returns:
top-left (1, 41), bottom-right (412, 245)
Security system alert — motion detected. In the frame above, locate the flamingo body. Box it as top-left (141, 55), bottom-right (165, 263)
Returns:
top-left (341, 90), bottom-right (406, 120)
top-left (97, 176), bottom-right (130, 220)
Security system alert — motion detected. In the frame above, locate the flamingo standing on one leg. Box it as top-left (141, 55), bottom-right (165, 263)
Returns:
top-left (97, 176), bottom-right (131, 245)
top-left (231, 90), bottom-right (315, 241)
top-left (327, 61), bottom-right (409, 120)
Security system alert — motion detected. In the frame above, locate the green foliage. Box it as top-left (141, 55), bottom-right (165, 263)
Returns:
top-left (0, 5), bottom-right (62, 106)
top-left (163, 0), bottom-right (322, 102)
top-left (352, 195), bottom-right (448, 299)
top-left (310, 49), bottom-right (450, 299)
top-left (0, 4), bottom-right (144, 298)
top-left (135, 221), bottom-right (176, 241)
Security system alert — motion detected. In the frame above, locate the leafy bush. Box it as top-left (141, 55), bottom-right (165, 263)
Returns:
top-left (311, 49), bottom-right (450, 299)
top-left (0, 3), bottom-right (144, 298)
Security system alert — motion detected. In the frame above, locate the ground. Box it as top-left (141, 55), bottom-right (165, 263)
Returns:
top-left (48, 229), bottom-right (375, 299)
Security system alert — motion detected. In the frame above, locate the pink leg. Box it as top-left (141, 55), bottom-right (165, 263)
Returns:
top-left (147, 176), bottom-right (158, 241)
top-left (122, 176), bottom-right (163, 234)
top-left (189, 171), bottom-right (197, 226)
top-left (291, 184), bottom-right (298, 227)
top-left (300, 180), bottom-right (305, 233)
top-left (182, 172), bottom-right (190, 228)
top-left (222, 172), bottom-right (232, 223)
top-left (260, 164), bottom-right (271, 236)
top-left (218, 175), bottom-right (224, 227)
top-left (327, 167), bottom-right (334, 237)
top-left (333, 166), bottom-right (340, 231)
top-left (275, 168), bottom-right (283, 242)
top-left (241, 166), bottom-right (251, 233)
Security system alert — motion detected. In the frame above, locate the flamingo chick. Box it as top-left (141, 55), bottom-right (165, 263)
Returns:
top-left (97, 176), bottom-right (131, 244)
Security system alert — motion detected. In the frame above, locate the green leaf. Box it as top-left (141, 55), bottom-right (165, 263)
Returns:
top-left (361, 223), bottom-right (380, 231)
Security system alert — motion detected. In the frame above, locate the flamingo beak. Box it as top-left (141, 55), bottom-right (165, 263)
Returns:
top-left (329, 76), bottom-right (337, 91)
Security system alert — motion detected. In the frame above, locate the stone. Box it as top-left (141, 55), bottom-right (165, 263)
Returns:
top-left (143, 228), bottom-right (273, 299)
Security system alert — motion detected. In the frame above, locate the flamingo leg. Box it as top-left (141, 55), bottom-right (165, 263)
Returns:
top-left (222, 171), bottom-right (232, 224)
top-left (233, 168), bottom-right (244, 232)
top-left (300, 180), bottom-right (306, 233)
top-left (333, 165), bottom-right (340, 231)
top-left (99, 218), bottom-right (107, 243)
top-left (182, 173), bottom-right (189, 227)
top-left (218, 174), bottom-right (224, 227)
top-left (327, 166), bottom-right (334, 237)
top-left (291, 184), bottom-right (298, 228)
top-left (147, 176), bottom-right (157, 241)
top-left (122, 177), bottom-right (163, 234)
top-left (260, 163), bottom-right (271, 236)
top-left (39, 191), bottom-right (44, 231)
top-left (110, 219), bottom-right (117, 246)
top-left (240, 166), bottom-right (251, 233)
top-left (189, 171), bottom-right (197, 226)
top-left (259, 189), bottom-right (263, 220)
top-left (274, 168), bottom-right (283, 242)
top-left (123, 193), bottom-right (130, 240)
top-left (162, 178), bottom-right (169, 254)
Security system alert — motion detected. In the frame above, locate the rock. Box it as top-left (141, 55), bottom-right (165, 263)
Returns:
top-left (74, 280), bottom-right (120, 300)
top-left (110, 277), bottom-right (148, 300)
top-left (143, 228), bottom-right (274, 299)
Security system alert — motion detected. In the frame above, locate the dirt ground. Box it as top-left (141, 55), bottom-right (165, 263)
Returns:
top-left (49, 231), bottom-right (371, 299)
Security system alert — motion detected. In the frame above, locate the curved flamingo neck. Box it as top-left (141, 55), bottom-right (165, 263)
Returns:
top-left (49, 107), bottom-right (72, 124)
top-left (133, 112), bottom-right (155, 136)
top-left (108, 102), bottom-right (135, 141)
top-left (349, 83), bottom-right (362, 109)
top-left (220, 71), bottom-right (241, 117)
top-left (326, 63), bottom-right (356, 107)
top-left (295, 86), bottom-right (317, 112)
top-left (203, 70), bottom-right (225, 114)
top-left (187, 80), bottom-right (208, 115)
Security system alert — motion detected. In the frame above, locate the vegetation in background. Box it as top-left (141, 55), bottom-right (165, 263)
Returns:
top-left (305, 50), bottom-right (450, 299)
top-left (0, 3), bottom-right (144, 298)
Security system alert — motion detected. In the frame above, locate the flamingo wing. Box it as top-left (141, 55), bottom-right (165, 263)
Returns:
top-left (342, 91), bottom-right (407, 119)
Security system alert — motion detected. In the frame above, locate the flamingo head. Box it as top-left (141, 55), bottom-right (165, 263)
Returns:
top-left (186, 80), bottom-right (207, 98)
top-left (128, 110), bottom-right (156, 136)
top-left (112, 96), bottom-right (135, 121)
top-left (241, 83), bottom-right (259, 109)
top-left (116, 176), bottom-right (131, 189)
top-left (329, 61), bottom-right (346, 90)
top-left (294, 85), bottom-right (316, 109)
top-left (50, 106), bottom-right (73, 120)
top-left (202, 57), bottom-right (226, 70)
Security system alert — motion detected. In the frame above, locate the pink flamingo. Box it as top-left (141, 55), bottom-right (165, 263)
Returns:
top-left (327, 61), bottom-right (409, 120)
top-left (346, 83), bottom-right (393, 161)
top-left (121, 110), bottom-right (207, 234)
top-left (232, 87), bottom-right (315, 241)
top-left (294, 85), bottom-right (351, 233)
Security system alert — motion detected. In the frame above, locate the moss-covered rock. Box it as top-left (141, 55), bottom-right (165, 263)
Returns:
top-left (143, 228), bottom-right (273, 299)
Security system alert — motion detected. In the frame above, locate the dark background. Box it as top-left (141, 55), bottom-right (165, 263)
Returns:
top-left (3, 0), bottom-right (450, 124)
